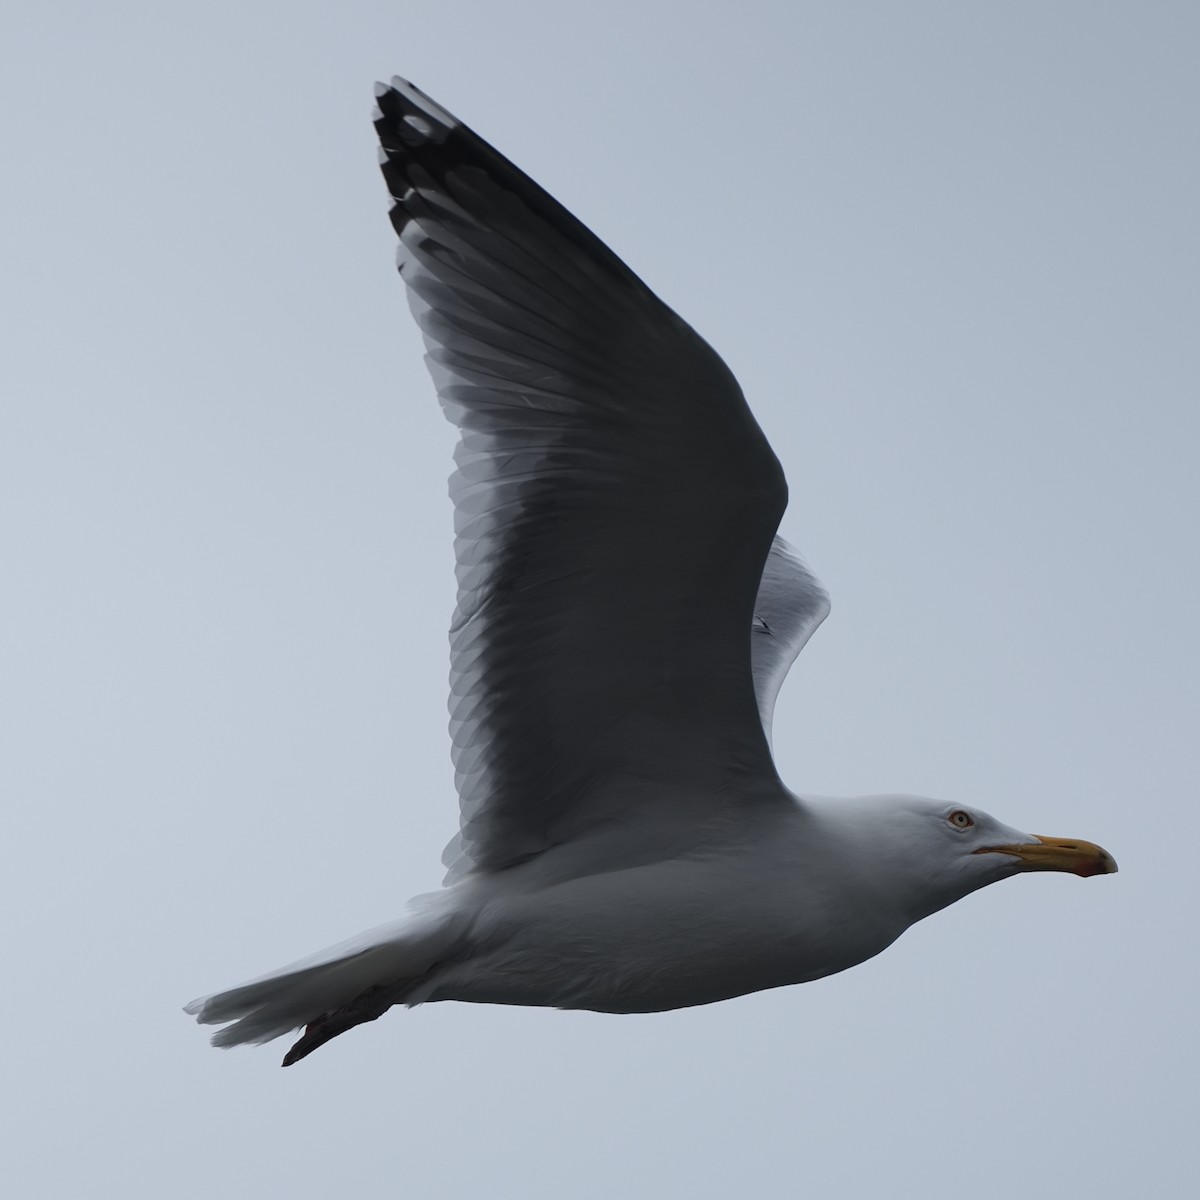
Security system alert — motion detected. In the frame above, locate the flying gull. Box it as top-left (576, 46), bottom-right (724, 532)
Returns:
top-left (186, 78), bottom-right (1116, 1067)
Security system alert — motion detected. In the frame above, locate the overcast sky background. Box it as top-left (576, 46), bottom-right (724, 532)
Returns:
top-left (4, 2), bottom-right (1197, 1196)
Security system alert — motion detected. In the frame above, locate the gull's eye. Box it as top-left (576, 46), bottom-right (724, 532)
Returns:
top-left (948, 810), bottom-right (974, 829)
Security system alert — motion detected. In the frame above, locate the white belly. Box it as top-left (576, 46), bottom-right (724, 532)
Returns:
top-left (427, 845), bottom-right (907, 1013)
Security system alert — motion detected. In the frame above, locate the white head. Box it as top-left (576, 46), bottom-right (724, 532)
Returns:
top-left (811, 795), bottom-right (1117, 928)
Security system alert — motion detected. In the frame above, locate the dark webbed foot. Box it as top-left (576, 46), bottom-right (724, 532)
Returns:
top-left (280, 986), bottom-right (391, 1067)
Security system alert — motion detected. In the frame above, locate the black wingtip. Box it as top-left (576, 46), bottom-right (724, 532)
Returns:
top-left (374, 76), bottom-right (459, 137)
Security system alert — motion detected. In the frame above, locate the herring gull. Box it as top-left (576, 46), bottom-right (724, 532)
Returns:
top-left (185, 78), bottom-right (1116, 1067)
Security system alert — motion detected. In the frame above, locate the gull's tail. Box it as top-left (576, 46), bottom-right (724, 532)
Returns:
top-left (184, 897), bottom-right (467, 1066)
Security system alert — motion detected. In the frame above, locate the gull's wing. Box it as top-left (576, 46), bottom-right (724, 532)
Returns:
top-left (751, 536), bottom-right (830, 751)
top-left (375, 79), bottom-right (788, 882)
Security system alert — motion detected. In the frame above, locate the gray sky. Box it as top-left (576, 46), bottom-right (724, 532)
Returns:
top-left (4, 2), bottom-right (1197, 1196)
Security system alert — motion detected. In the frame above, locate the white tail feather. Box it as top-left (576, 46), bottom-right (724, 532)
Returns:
top-left (184, 897), bottom-right (465, 1050)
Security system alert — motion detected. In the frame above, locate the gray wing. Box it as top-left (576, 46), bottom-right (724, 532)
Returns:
top-left (750, 536), bottom-right (831, 751)
top-left (375, 79), bottom-right (788, 882)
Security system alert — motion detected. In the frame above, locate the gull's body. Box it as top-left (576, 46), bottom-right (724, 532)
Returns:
top-left (426, 797), bottom-right (986, 1015)
top-left (186, 79), bottom-right (1115, 1066)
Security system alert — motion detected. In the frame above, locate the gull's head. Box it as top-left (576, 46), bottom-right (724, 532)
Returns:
top-left (821, 796), bottom-right (1118, 924)
top-left (911, 797), bottom-right (1115, 917)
